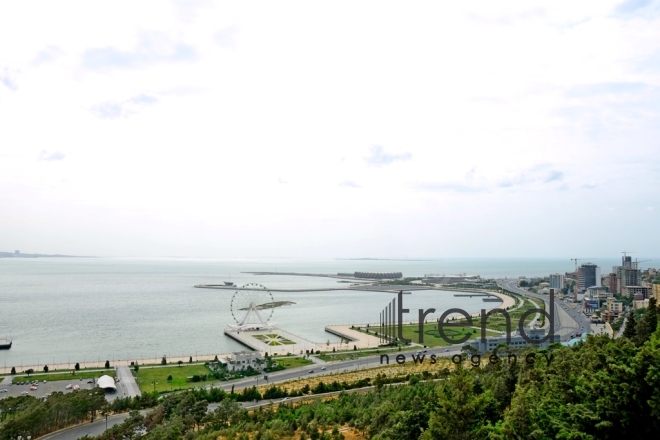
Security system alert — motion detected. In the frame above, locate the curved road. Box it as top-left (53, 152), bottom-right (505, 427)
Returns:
top-left (497, 279), bottom-right (590, 341)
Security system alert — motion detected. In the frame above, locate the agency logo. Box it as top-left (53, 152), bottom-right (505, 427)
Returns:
top-left (378, 290), bottom-right (555, 346)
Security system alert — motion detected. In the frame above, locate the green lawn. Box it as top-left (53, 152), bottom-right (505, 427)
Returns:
top-left (457, 298), bottom-right (545, 332)
top-left (318, 346), bottom-right (403, 362)
top-left (399, 323), bottom-right (501, 347)
top-left (135, 364), bottom-right (215, 394)
top-left (12, 370), bottom-right (115, 384)
top-left (253, 334), bottom-right (296, 345)
top-left (272, 357), bottom-right (313, 368)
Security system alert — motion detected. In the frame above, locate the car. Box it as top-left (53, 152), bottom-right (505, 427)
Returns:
top-left (282, 397), bottom-right (289, 401)
top-left (65, 384), bottom-right (73, 390)
top-left (444, 349), bottom-right (449, 352)
top-left (87, 380), bottom-right (93, 383)
top-left (21, 391), bottom-right (28, 395)
top-left (308, 370), bottom-right (314, 373)
top-left (43, 380), bottom-right (47, 383)
top-left (423, 350), bottom-right (427, 353)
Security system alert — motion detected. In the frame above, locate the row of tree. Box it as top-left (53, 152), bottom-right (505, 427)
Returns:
top-left (71, 314), bottom-right (660, 439)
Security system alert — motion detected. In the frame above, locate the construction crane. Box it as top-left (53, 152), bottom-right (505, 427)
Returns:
top-left (622, 251), bottom-right (636, 267)
top-left (570, 258), bottom-right (595, 301)
top-left (570, 258), bottom-right (583, 301)
top-left (634, 259), bottom-right (651, 270)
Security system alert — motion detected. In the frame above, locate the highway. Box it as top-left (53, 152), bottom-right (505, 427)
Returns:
top-left (209, 345), bottom-right (464, 393)
top-left (497, 279), bottom-right (590, 341)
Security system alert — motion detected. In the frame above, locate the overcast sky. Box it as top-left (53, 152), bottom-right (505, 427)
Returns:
top-left (1, 0), bottom-right (659, 259)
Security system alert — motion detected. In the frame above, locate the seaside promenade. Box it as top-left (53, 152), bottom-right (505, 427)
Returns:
top-left (0, 291), bottom-right (512, 376)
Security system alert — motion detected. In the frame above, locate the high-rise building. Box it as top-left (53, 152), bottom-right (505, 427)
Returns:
top-left (549, 273), bottom-right (564, 290)
top-left (578, 263), bottom-right (599, 292)
top-left (609, 273), bottom-right (617, 294)
top-left (615, 264), bottom-right (640, 294)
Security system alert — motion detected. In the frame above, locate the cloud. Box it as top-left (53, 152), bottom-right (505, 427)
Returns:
top-left (544, 170), bottom-right (564, 183)
top-left (582, 182), bottom-right (597, 189)
top-left (1, 67), bottom-right (18, 91)
top-left (615, 0), bottom-right (654, 14)
top-left (338, 180), bottom-right (360, 188)
top-left (498, 164), bottom-right (564, 188)
top-left (417, 182), bottom-right (484, 193)
top-left (90, 94), bottom-right (158, 119)
top-left (214, 27), bottom-right (238, 48)
top-left (364, 146), bottom-right (412, 167)
top-left (130, 94), bottom-right (158, 105)
top-left (567, 82), bottom-right (648, 97)
top-left (32, 46), bottom-right (64, 66)
top-left (82, 33), bottom-right (196, 71)
top-left (39, 151), bottom-right (65, 161)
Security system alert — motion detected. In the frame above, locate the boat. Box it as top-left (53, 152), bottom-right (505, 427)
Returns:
top-left (0, 338), bottom-right (11, 350)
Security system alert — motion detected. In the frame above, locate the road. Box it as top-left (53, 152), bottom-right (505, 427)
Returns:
top-left (497, 279), bottom-right (591, 341)
top-left (208, 345), bottom-right (464, 393)
top-left (115, 366), bottom-right (140, 398)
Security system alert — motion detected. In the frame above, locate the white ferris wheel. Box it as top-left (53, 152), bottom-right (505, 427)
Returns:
top-left (228, 283), bottom-right (277, 331)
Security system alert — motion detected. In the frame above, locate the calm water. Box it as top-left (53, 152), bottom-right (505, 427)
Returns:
top-left (0, 257), bottom-right (632, 366)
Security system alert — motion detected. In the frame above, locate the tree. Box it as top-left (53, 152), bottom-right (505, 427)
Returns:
top-left (75, 362), bottom-right (80, 371)
top-left (623, 310), bottom-right (637, 339)
top-left (105, 360), bottom-right (110, 369)
top-left (134, 363), bottom-right (139, 373)
top-left (189, 356), bottom-right (193, 363)
top-left (178, 360), bottom-right (183, 367)
top-left (353, 345), bottom-right (357, 351)
top-left (43, 365), bottom-right (49, 373)
top-left (635, 298), bottom-right (658, 345)
top-left (26, 368), bottom-right (34, 377)
top-left (214, 354), bottom-right (219, 362)
top-left (161, 355), bottom-right (167, 365)
top-left (10, 366), bottom-right (15, 375)
top-left (167, 375), bottom-right (173, 381)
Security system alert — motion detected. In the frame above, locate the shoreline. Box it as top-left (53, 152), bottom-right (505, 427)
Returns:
top-left (1, 289), bottom-right (513, 376)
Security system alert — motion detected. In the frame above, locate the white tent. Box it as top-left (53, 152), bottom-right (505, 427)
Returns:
top-left (97, 375), bottom-right (117, 391)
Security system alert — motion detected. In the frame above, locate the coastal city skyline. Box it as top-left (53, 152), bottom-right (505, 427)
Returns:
top-left (2, 0), bottom-right (660, 259)
top-left (3, 2), bottom-right (660, 437)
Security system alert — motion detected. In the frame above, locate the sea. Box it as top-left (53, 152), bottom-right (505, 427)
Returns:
top-left (0, 257), bottom-right (639, 367)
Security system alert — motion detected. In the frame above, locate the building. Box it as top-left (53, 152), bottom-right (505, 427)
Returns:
top-left (634, 298), bottom-right (650, 309)
top-left (97, 375), bottom-right (117, 392)
top-left (469, 328), bottom-right (560, 352)
top-left (227, 351), bottom-right (263, 371)
top-left (578, 263), bottom-right (600, 293)
top-left (586, 286), bottom-right (610, 305)
top-left (653, 284), bottom-right (660, 302)
top-left (614, 256), bottom-right (641, 294)
top-left (354, 272), bottom-right (402, 280)
top-left (622, 286), bottom-right (652, 299)
top-left (601, 297), bottom-right (623, 323)
top-left (422, 275), bottom-right (480, 284)
top-left (609, 273), bottom-right (617, 294)
top-left (549, 273), bottom-right (564, 290)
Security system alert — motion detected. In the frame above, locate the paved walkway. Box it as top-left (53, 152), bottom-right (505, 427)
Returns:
top-left (0, 375), bottom-right (12, 386)
top-left (115, 366), bottom-right (141, 397)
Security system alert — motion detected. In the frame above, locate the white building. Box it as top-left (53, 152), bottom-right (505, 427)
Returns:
top-left (549, 273), bottom-right (564, 290)
top-left (97, 375), bottom-right (116, 391)
top-left (227, 351), bottom-right (263, 371)
top-left (469, 328), bottom-right (560, 352)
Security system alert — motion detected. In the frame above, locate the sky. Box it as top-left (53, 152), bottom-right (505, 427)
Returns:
top-left (1, 0), bottom-right (659, 259)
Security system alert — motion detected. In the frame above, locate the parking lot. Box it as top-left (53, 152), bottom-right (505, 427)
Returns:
top-left (0, 377), bottom-right (121, 402)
